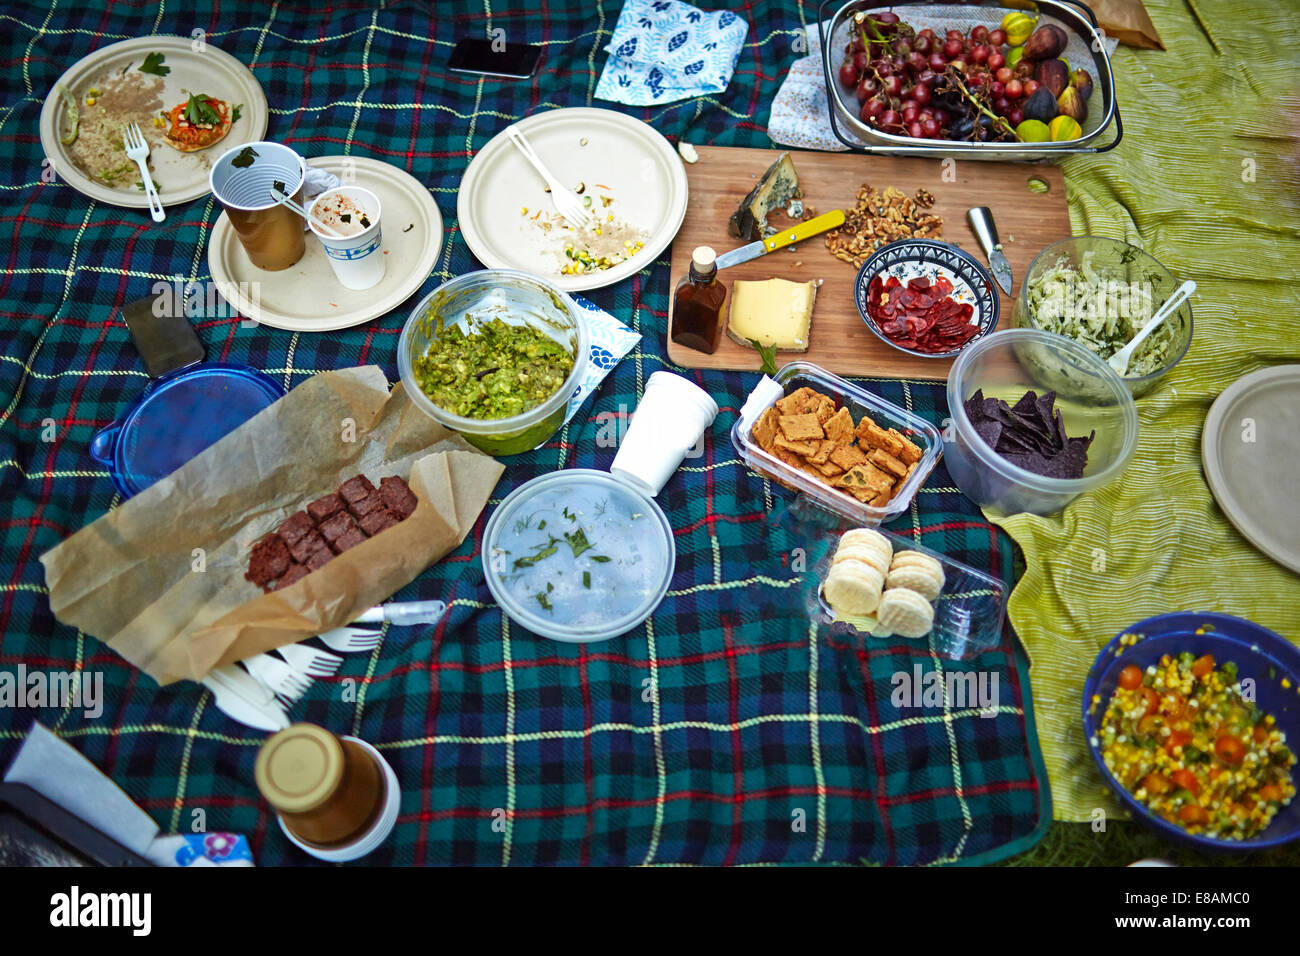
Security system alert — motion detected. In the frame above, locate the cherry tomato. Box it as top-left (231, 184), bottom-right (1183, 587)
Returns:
top-left (1178, 804), bottom-right (1209, 825)
top-left (1254, 725), bottom-right (1271, 743)
top-left (1137, 714), bottom-right (1160, 735)
top-left (1118, 665), bottom-right (1143, 690)
top-left (1165, 730), bottom-right (1192, 753)
top-left (1171, 769), bottom-right (1200, 795)
top-left (1140, 687), bottom-right (1160, 716)
top-left (1259, 785), bottom-right (1283, 802)
top-left (1143, 773), bottom-right (1171, 795)
top-left (1214, 735), bottom-right (1246, 765)
top-left (1192, 654), bottom-right (1215, 679)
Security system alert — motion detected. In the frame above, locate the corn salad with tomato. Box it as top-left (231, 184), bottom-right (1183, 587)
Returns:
top-left (1095, 652), bottom-right (1295, 839)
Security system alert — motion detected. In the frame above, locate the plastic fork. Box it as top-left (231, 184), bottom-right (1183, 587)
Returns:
top-left (121, 122), bottom-right (164, 223)
top-left (201, 665), bottom-right (290, 732)
top-left (504, 124), bottom-right (593, 228)
top-left (242, 653), bottom-right (312, 705)
top-left (276, 642), bottom-right (343, 678)
top-left (317, 626), bottom-right (383, 654)
top-left (1107, 280), bottom-right (1196, 376)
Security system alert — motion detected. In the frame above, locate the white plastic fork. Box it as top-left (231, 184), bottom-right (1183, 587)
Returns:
top-left (1106, 280), bottom-right (1196, 376)
top-left (276, 642), bottom-right (344, 678)
top-left (504, 124), bottom-right (593, 228)
top-left (121, 122), bottom-right (164, 222)
top-left (242, 653), bottom-right (312, 705)
top-left (317, 626), bottom-right (383, 654)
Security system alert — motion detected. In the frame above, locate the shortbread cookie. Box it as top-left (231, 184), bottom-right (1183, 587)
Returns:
top-left (838, 528), bottom-right (892, 562)
top-left (831, 544), bottom-right (890, 576)
top-left (885, 564), bottom-right (944, 601)
top-left (890, 551), bottom-right (945, 587)
top-left (877, 587), bottom-right (935, 638)
top-left (822, 561), bottom-right (885, 616)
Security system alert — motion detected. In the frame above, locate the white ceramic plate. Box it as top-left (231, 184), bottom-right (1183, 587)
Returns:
top-left (1201, 364), bottom-right (1300, 575)
top-left (458, 108), bottom-right (689, 292)
top-left (207, 156), bottom-right (444, 332)
top-left (39, 35), bottom-right (268, 208)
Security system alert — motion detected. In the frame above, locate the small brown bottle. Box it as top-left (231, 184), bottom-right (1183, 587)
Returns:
top-left (671, 246), bottom-right (728, 354)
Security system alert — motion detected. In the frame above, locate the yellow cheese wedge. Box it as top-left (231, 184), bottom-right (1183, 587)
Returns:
top-left (725, 278), bottom-right (817, 352)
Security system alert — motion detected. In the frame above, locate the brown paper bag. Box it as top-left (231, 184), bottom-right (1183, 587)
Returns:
top-left (1090, 0), bottom-right (1164, 50)
top-left (40, 365), bottom-right (504, 685)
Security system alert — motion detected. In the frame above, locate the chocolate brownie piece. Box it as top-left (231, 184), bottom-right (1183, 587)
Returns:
top-left (306, 492), bottom-right (345, 523)
top-left (304, 546), bottom-right (334, 571)
top-left (333, 526), bottom-right (367, 553)
top-left (275, 563), bottom-right (310, 591)
top-left (338, 475), bottom-right (376, 505)
top-left (358, 506), bottom-right (400, 536)
top-left (318, 510), bottom-right (359, 545)
top-left (287, 529), bottom-right (327, 564)
top-left (277, 510), bottom-right (315, 546)
top-left (346, 492), bottom-right (384, 519)
top-left (379, 476), bottom-right (418, 519)
top-left (246, 534), bottom-right (291, 587)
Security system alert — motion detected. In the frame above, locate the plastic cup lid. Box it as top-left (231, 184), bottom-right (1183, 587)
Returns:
top-left (90, 363), bottom-right (283, 498)
top-left (482, 469), bottom-right (675, 643)
top-left (255, 723), bottom-right (344, 814)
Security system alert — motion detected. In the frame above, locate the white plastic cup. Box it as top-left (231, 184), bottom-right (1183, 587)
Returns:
top-left (611, 371), bottom-right (718, 497)
top-left (276, 737), bottom-right (400, 863)
top-left (308, 186), bottom-right (385, 290)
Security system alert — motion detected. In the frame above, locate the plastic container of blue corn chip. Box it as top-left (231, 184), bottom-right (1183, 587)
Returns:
top-left (802, 523), bottom-right (1009, 661)
top-left (732, 361), bottom-right (942, 528)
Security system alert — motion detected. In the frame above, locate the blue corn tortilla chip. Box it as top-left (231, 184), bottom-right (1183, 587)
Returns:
top-left (961, 387), bottom-right (1093, 479)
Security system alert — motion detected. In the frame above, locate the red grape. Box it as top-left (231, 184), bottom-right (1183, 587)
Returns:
top-left (883, 75), bottom-right (903, 98)
top-left (992, 95), bottom-right (1010, 114)
top-left (989, 29), bottom-right (1007, 47)
top-left (856, 77), bottom-right (880, 102)
top-left (917, 69), bottom-right (937, 87)
top-left (907, 120), bottom-right (924, 138)
top-left (912, 83), bottom-right (931, 106)
top-left (1007, 107), bottom-right (1024, 126)
top-left (943, 38), bottom-right (963, 58)
top-left (946, 29), bottom-right (962, 40)
top-left (1023, 79), bottom-right (1040, 96)
top-left (921, 117), bottom-right (941, 137)
top-left (987, 52), bottom-right (1005, 71)
top-left (1004, 79), bottom-right (1023, 99)
top-left (971, 25), bottom-right (990, 43)
top-left (881, 109), bottom-right (902, 129)
top-left (989, 80), bottom-right (1005, 98)
top-left (995, 67), bottom-right (1014, 85)
top-left (971, 44), bottom-right (990, 65)
top-left (928, 52), bottom-right (948, 72)
top-left (861, 98), bottom-right (886, 123)
top-left (906, 52), bottom-right (927, 73)
top-left (901, 104), bottom-right (920, 124)
top-left (853, 50), bottom-right (868, 72)
top-left (913, 35), bottom-right (933, 55)
top-left (838, 60), bottom-right (857, 87)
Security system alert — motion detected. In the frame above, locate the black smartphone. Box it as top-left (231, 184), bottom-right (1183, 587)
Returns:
top-left (447, 37), bottom-right (542, 79)
top-left (122, 294), bottom-right (205, 379)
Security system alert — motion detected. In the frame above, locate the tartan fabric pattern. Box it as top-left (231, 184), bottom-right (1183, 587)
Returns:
top-left (0, 0), bottom-right (1047, 865)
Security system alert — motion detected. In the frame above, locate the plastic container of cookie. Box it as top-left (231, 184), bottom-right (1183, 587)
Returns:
top-left (732, 361), bottom-right (942, 527)
top-left (807, 525), bottom-right (1009, 660)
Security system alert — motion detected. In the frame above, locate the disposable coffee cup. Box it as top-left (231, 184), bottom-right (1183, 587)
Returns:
top-left (256, 724), bottom-right (399, 863)
top-left (308, 186), bottom-right (385, 291)
top-left (210, 142), bottom-right (308, 271)
top-left (611, 371), bottom-right (718, 497)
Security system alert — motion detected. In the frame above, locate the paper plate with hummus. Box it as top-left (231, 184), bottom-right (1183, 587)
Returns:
top-left (39, 35), bottom-right (268, 208)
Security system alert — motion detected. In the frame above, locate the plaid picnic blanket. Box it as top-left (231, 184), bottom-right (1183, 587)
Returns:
top-left (0, 0), bottom-right (1048, 865)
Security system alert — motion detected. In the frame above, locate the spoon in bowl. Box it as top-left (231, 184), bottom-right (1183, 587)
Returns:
top-left (1107, 280), bottom-right (1196, 377)
top-left (269, 185), bottom-right (343, 238)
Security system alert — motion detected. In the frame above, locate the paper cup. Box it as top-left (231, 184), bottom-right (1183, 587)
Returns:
top-left (611, 371), bottom-right (718, 497)
top-left (277, 737), bottom-right (400, 863)
top-left (210, 142), bottom-right (307, 271)
top-left (308, 186), bottom-right (385, 291)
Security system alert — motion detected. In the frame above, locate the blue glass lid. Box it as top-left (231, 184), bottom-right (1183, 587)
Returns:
top-left (90, 363), bottom-right (284, 498)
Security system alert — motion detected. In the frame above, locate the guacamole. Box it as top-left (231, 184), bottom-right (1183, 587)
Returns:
top-left (413, 316), bottom-right (574, 420)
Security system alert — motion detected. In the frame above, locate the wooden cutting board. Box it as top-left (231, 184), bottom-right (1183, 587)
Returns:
top-left (666, 145), bottom-right (1070, 380)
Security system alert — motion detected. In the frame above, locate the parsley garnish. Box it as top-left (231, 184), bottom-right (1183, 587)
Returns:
top-left (184, 94), bottom-right (221, 127)
top-left (232, 103), bottom-right (243, 123)
top-left (563, 528), bottom-right (594, 559)
top-left (589, 555), bottom-right (611, 563)
top-left (139, 52), bottom-right (170, 76)
top-left (535, 591), bottom-right (553, 611)
top-left (340, 213), bottom-right (352, 223)
top-left (513, 536), bottom-right (559, 570)
top-left (583, 571), bottom-right (591, 589)
top-left (231, 145), bottom-right (258, 168)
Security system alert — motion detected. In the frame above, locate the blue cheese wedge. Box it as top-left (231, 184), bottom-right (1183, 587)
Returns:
top-left (728, 152), bottom-right (802, 240)
top-left (725, 278), bottom-right (817, 352)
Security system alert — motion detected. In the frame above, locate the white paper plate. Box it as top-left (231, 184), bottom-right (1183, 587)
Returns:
top-left (39, 35), bottom-right (268, 208)
top-left (458, 108), bottom-right (688, 292)
top-left (207, 156), bottom-right (444, 332)
top-left (1201, 364), bottom-right (1300, 575)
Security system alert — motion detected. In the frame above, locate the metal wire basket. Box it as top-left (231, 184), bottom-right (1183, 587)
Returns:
top-left (818, 0), bottom-right (1123, 159)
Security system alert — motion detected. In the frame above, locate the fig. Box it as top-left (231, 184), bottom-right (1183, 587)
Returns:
top-left (1015, 119), bottom-right (1050, 143)
top-left (1021, 23), bottom-right (1068, 62)
top-left (1022, 85), bottom-right (1059, 124)
top-left (1057, 86), bottom-right (1087, 123)
top-left (1071, 68), bottom-right (1094, 102)
top-left (1035, 58), bottom-right (1069, 98)
top-left (1049, 115), bottom-right (1082, 141)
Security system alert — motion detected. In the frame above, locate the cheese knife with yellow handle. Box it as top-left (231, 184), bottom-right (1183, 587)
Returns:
top-left (714, 210), bottom-right (845, 270)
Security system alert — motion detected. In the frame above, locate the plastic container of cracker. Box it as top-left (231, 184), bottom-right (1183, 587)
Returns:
top-left (732, 362), bottom-right (942, 527)
top-left (807, 525), bottom-right (1008, 660)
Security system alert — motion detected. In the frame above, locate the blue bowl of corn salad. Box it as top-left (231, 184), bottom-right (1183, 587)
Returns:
top-left (1083, 612), bottom-right (1300, 850)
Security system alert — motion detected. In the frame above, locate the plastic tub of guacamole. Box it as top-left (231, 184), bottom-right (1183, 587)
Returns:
top-left (398, 269), bottom-right (589, 456)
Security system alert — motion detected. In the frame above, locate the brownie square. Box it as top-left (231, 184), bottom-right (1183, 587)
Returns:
top-left (246, 534), bottom-right (291, 587)
top-left (379, 476), bottom-right (418, 519)
top-left (318, 510), bottom-right (358, 545)
top-left (287, 529), bottom-right (326, 563)
top-left (277, 511), bottom-right (315, 546)
top-left (275, 563), bottom-right (310, 591)
top-left (358, 507), bottom-right (400, 536)
top-left (306, 493), bottom-right (345, 523)
top-left (347, 493), bottom-right (384, 519)
top-left (338, 475), bottom-right (376, 505)
top-left (333, 526), bottom-right (367, 552)
top-left (304, 546), bottom-right (333, 571)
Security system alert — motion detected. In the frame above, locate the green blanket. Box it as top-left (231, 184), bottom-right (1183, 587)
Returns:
top-left (1002, 0), bottom-right (1300, 821)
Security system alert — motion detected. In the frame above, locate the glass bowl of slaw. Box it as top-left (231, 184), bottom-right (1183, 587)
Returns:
top-left (1015, 237), bottom-right (1193, 397)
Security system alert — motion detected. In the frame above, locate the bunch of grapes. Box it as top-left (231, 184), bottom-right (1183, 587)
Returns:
top-left (837, 12), bottom-right (1039, 142)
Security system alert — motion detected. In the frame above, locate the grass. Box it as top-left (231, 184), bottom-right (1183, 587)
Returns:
top-left (998, 819), bottom-right (1300, 866)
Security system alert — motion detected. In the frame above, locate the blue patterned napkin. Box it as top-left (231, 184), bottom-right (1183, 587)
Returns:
top-left (565, 295), bottom-right (641, 425)
top-left (595, 0), bottom-right (748, 106)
